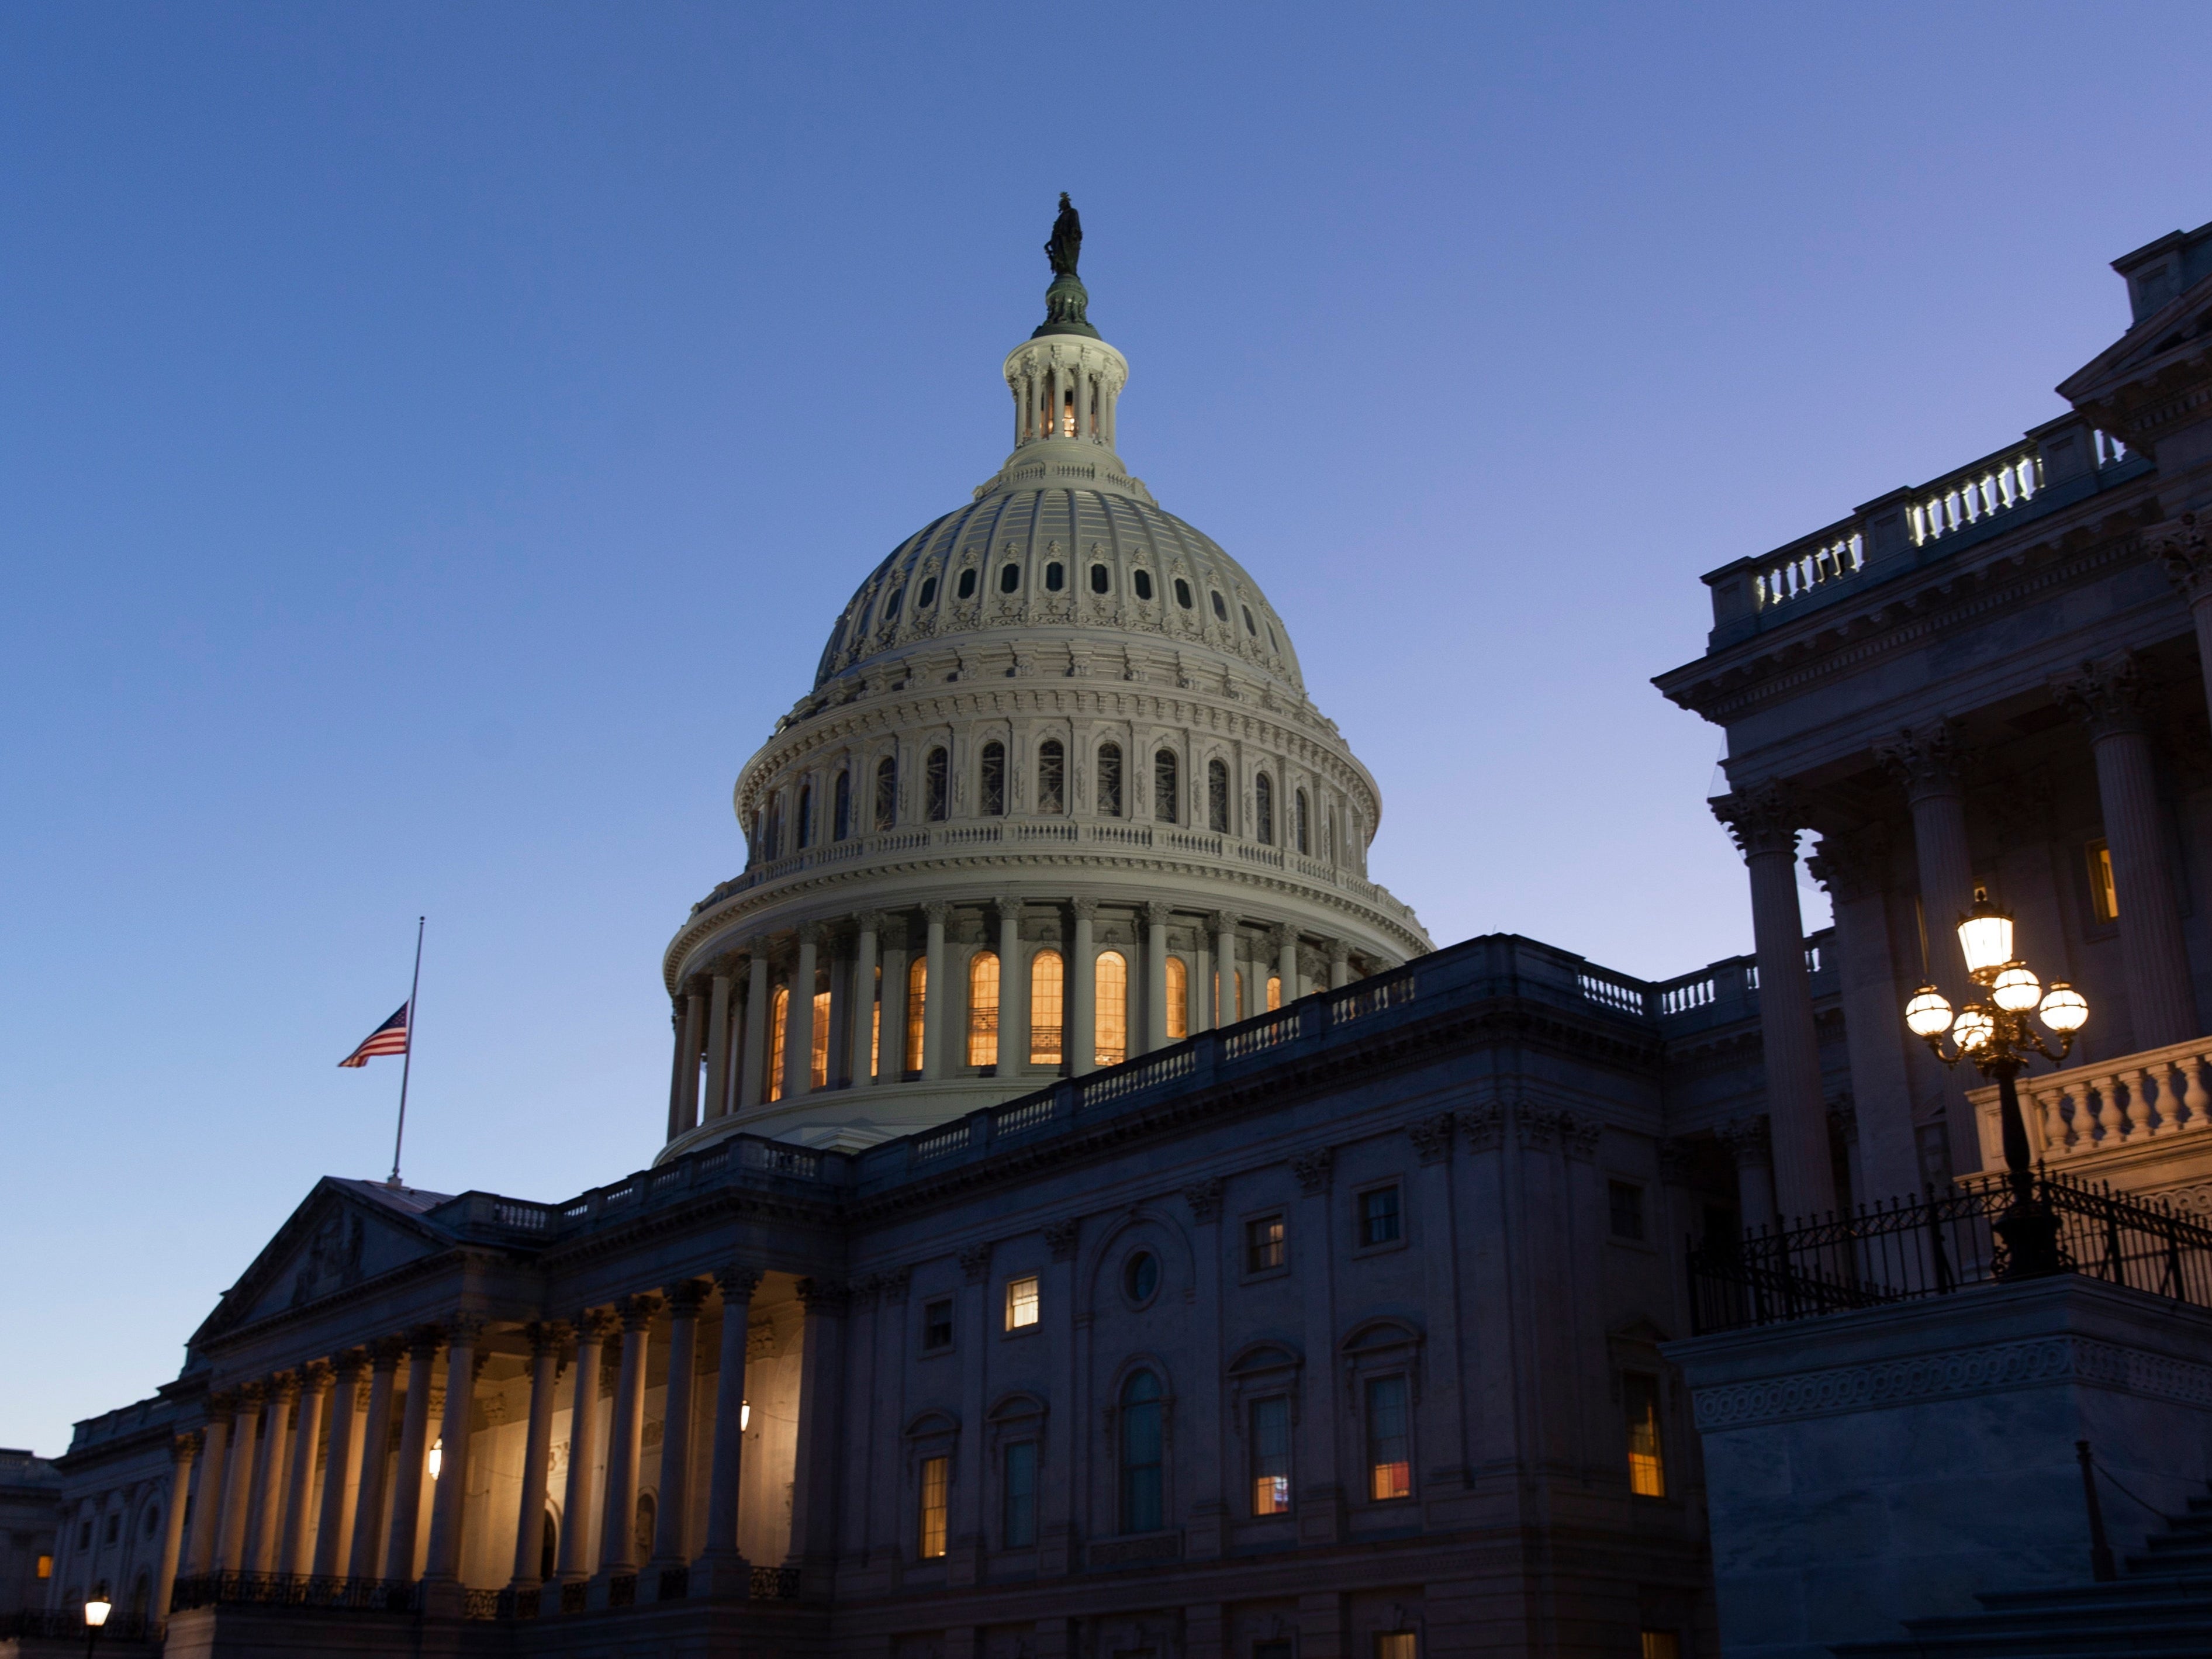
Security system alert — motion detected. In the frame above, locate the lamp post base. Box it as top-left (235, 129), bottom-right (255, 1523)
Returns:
top-left (1996, 1204), bottom-right (2065, 1279)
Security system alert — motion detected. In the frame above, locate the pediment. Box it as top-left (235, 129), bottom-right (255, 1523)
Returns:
top-left (2057, 271), bottom-right (2212, 453)
top-left (189, 1178), bottom-right (454, 1347)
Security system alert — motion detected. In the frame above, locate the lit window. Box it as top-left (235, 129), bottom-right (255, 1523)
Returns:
top-left (875, 756), bottom-right (897, 830)
top-left (2088, 838), bottom-right (2118, 922)
top-left (1045, 561), bottom-right (1065, 592)
top-left (1095, 951), bottom-right (1128, 1066)
top-left (1359, 1186), bottom-right (1401, 1247)
top-left (923, 1298), bottom-right (954, 1351)
top-left (811, 990), bottom-right (831, 1088)
top-left (1166, 956), bottom-right (1189, 1040)
top-left (1377, 1636), bottom-right (1418, 1659)
top-left (905, 958), bottom-right (927, 1073)
top-left (1609, 1181), bottom-right (1646, 1242)
top-left (1250, 1396), bottom-right (1291, 1515)
top-left (919, 1454), bottom-right (949, 1557)
top-left (1133, 569), bottom-right (1154, 602)
top-left (1090, 562), bottom-right (1110, 595)
top-left (1097, 741), bottom-right (1123, 817)
top-left (1208, 759), bottom-right (1230, 832)
top-left (1038, 739), bottom-right (1066, 814)
top-left (768, 986), bottom-right (789, 1100)
top-left (871, 970), bottom-right (882, 1080)
top-left (925, 746), bottom-right (949, 821)
top-left (968, 952), bottom-right (1000, 1067)
top-left (980, 741), bottom-right (1006, 816)
top-left (1246, 1214), bottom-right (1285, 1272)
top-left (1624, 1372), bottom-right (1665, 1496)
top-left (1031, 949), bottom-right (1064, 1066)
top-left (1119, 1371), bottom-right (1164, 1532)
top-left (35, 1554), bottom-right (51, 1581)
top-left (1365, 1375), bottom-right (1411, 1501)
top-left (1003, 1440), bottom-right (1038, 1547)
top-left (957, 568), bottom-right (977, 600)
top-left (1267, 974), bottom-right (1281, 1011)
top-left (1004, 1275), bottom-right (1040, 1330)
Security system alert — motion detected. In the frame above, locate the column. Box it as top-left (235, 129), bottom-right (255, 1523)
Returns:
top-left (421, 1316), bottom-right (483, 1608)
top-left (851, 913), bottom-right (883, 1086)
top-left (509, 1322), bottom-right (566, 1591)
top-left (1713, 783), bottom-right (1837, 1220)
top-left (556, 1311), bottom-right (616, 1584)
top-left (650, 1283), bottom-right (708, 1574)
top-left (596, 1294), bottom-right (661, 1582)
top-left (664, 1003), bottom-right (688, 1143)
top-left (825, 930), bottom-right (852, 1086)
top-left (1717, 1118), bottom-right (1778, 1231)
top-left (1810, 830), bottom-right (1924, 1204)
top-left (739, 945), bottom-right (771, 1110)
top-left (381, 1333), bottom-right (438, 1581)
top-left (1070, 899), bottom-right (1097, 1075)
top-left (246, 1373), bottom-right (296, 1573)
top-left (215, 1384), bottom-right (262, 1572)
top-left (1143, 903), bottom-right (1171, 1053)
top-left (2055, 652), bottom-right (2199, 1049)
top-left (694, 1266), bottom-right (762, 1596)
top-left (153, 1432), bottom-right (197, 1619)
top-left (1876, 724), bottom-right (1977, 998)
top-left (347, 1341), bottom-right (400, 1580)
top-left (2154, 515), bottom-right (2212, 721)
top-left (879, 928), bottom-right (908, 1082)
top-left (786, 1279), bottom-right (848, 1597)
top-left (311, 1354), bottom-right (364, 1577)
top-left (1328, 939), bottom-right (1351, 990)
top-left (703, 966), bottom-right (737, 1126)
top-left (996, 899), bottom-right (1026, 1072)
top-left (281, 1360), bottom-right (331, 1575)
top-left (679, 990), bottom-right (707, 1132)
top-left (1211, 911), bottom-right (1241, 1028)
top-left (182, 1397), bottom-right (232, 1576)
top-left (790, 923), bottom-right (821, 1095)
top-left (922, 904), bottom-right (949, 1078)
top-left (1273, 924), bottom-right (1299, 1006)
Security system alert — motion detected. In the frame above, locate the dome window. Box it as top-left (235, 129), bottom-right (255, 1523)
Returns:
top-left (832, 771), bottom-right (852, 842)
top-left (1131, 569), bottom-right (1153, 600)
top-left (918, 575), bottom-right (938, 608)
top-left (1207, 759), bottom-right (1231, 833)
top-left (885, 586), bottom-right (904, 620)
top-left (1090, 562), bottom-right (1110, 595)
top-left (1154, 749), bottom-right (1179, 823)
top-left (797, 784), bottom-right (815, 848)
top-left (1210, 590), bottom-right (1229, 622)
top-left (1097, 742), bottom-right (1123, 817)
top-left (1037, 739), bottom-right (1066, 814)
top-left (1241, 604), bottom-right (1257, 635)
top-left (958, 569), bottom-right (978, 601)
top-left (968, 952), bottom-right (1001, 1068)
top-left (1174, 578), bottom-right (1193, 610)
top-left (1255, 772), bottom-right (1274, 844)
top-left (1000, 564), bottom-right (1022, 595)
top-left (1295, 789), bottom-right (1311, 854)
top-left (875, 756), bottom-right (898, 830)
top-left (1045, 562), bottom-right (1065, 592)
top-left (925, 747), bottom-right (949, 822)
top-left (980, 741), bottom-right (1007, 816)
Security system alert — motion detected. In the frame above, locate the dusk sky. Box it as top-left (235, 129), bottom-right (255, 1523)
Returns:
top-left (6, 2), bottom-right (2208, 1455)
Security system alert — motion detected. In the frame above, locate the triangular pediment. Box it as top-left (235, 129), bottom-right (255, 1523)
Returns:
top-left (2057, 269), bottom-right (2212, 457)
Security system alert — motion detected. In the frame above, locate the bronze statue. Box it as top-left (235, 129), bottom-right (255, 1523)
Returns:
top-left (1045, 192), bottom-right (1081, 276)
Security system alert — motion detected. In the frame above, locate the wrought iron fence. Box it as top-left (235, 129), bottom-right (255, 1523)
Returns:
top-left (1, 1610), bottom-right (150, 1640)
top-left (1687, 1170), bottom-right (2212, 1335)
top-left (749, 1565), bottom-right (802, 1600)
top-left (657, 1565), bottom-right (690, 1601)
top-left (167, 1572), bottom-right (419, 1615)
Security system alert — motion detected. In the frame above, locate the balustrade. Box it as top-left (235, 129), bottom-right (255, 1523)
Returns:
top-left (1968, 1034), bottom-right (2212, 1164)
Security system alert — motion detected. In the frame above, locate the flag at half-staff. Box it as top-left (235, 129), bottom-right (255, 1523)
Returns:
top-left (339, 1004), bottom-right (410, 1068)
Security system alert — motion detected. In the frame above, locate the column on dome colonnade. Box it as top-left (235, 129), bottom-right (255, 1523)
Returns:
top-left (508, 1321), bottom-right (567, 1592)
top-left (703, 962), bottom-right (737, 1128)
top-left (1143, 903), bottom-right (1171, 1055)
top-left (922, 904), bottom-right (949, 1079)
top-left (1274, 924), bottom-right (1299, 1008)
top-left (1211, 911), bottom-right (1242, 1029)
top-left (740, 944), bottom-right (771, 1111)
top-left (995, 900), bottom-right (1027, 1074)
top-left (790, 923), bottom-right (821, 1098)
top-left (850, 912), bottom-right (883, 1087)
top-left (878, 920), bottom-right (909, 1084)
top-left (1069, 900), bottom-right (1097, 1076)
top-left (1329, 939), bottom-right (1350, 991)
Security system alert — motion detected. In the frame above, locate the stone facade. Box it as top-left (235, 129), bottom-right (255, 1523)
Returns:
top-left (0, 1450), bottom-right (59, 1620)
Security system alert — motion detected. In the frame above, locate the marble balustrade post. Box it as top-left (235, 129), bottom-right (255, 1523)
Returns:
top-left (153, 1432), bottom-right (197, 1619)
top-left (509, 1322), bottom-right (566, 1591)
top-left (182, 1397), bottom-right (232, 1576)
top-left (347, 1341), bottom-right (401, 1580)
top-left (2055, 653), bottom-right (2200, 1049)
top-left (420, 1316), bottom-right (483, 1610)
top-left (596, 1294), bottom-right (660, 1579)
top-left (790, 923), bottom-right (821, 1095)
top-left (1143, 903), bottom-right (1171, 1053)
top-left (246, 1373), bottom-right (297, 1573)
top-left (310, 1354), bottom-right (365, 1577)
top-left (650, 1283), bottom-right (708, 1571)
top-left (694, 1266), bottom-right (762, 1595)
top-left (739, 946), bottom-right (771, 1111)
top-left (556, 1311), bottom-right (616, 1584)
top-left (1715, 783), bottom-right (1838, 1221)
top-left (922, 904), bottom-right (949, 1078)
top-left (381, 1334), bottom-right (438, 1580)
top-left (703, 968), bottom-right (736, 1126)
top-left (851, 913), bottom-right (882, 1086)
top-left (1070, 899), bottom-right (1097, 1074)
top-left (215, 1384), bottom-right (262, 1572)
top-left (280, 1361), bottom-right (331, 1575)
top-left (996, 899), bottom-right (1026, 1071)
top-left (1810, 830), bottom-right (1926, 1203)
top-left (1211, 912), bottom-right (1242, 1028)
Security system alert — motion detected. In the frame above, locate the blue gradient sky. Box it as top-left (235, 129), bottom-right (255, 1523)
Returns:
top-left (5, 2), bottom-right (2207, 1453)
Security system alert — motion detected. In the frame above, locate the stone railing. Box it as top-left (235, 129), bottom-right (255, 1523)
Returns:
top-left (1968, 1034), bottom-right (2212, 1166)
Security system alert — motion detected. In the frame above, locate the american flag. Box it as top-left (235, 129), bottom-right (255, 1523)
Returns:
top-left (339, 1004), bottom-right (410, 1068)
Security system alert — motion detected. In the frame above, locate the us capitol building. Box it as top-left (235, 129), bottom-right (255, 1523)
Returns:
top-left (29, 207), bottom-right (2212, 1659)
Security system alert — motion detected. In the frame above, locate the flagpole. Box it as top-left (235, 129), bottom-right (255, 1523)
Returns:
top-left (388, 917), bottom-right (425, 1188)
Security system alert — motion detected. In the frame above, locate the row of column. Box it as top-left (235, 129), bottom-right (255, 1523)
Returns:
top-left (1012, 357), bottom-right (1117, 449)
top-left (668, 904), bottom-right (1357, 1139)
top-left (1715, 647), bottom-right (2201, 1217)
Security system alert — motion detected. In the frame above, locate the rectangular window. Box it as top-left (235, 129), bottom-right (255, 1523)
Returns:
top-left (36, 1553), bottom-right (51, 1580)
top-left (905, 958), bottom-right (927, 1074)
top-left (1609, 1180), bottom-right (1646, 1242)
top-left (922, 1298), bottom-right (954, 1352)
top-left (811, 988), bottom-right (831, 1088)
top-left (1624, 1371), bottom-right (1666, 1497)
top-left (1250, 1396), bottom-right (1291, 1515)
top-left (919, 1455), bottom-right (949, 1558)
top-left (1359, 1186), bottom-right (1402, 1247)
top-left (2088, 838), bottom-right (2118, 922)
top-left (1375, 1637), bottom-right (1418, 1659)
top-left (1639, 1634), bottom-right (1680, 1659)
top-left (1004, 1274), bottom-right (1040, 1330)
top-left (1246, 1214), bottom-right (1285, 1273)
top-left (1364, 1374), bottom-right (1411, 1501)
top-left (1003, 1440), bottom-right (1037, 1547)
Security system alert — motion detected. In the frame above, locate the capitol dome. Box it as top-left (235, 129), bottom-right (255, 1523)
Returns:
top-left (657, 205), bottom-right (1429, 1155)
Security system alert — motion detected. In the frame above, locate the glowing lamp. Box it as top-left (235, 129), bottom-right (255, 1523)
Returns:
top-left (740, 1400), bottom-right (751, 1431)
top-left (84, 1592), bottom-right (111, 1629)
top-left (427, 1438), bottom-right (443, 1481)
top-left (1990, 965), bottom-right (2042, 1013)
top-left (2039, 982), bottom-right (2089, 1034)
top-left (1957, 892), bottom-right (2016, 979)
top-left (1952, 1005), bottom-right (1995, 1052)
top-left (1904, 984), bottom-right (1954, 1037)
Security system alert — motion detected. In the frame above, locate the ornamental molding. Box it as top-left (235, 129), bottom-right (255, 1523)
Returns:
top-left (1183, 1177), bottom-right (1226, 1223)
top-left (2051, 648), bottom-right (2154, 738)
top-left (1692, 1333), bottom-right (2212, 1429)
top-left (1408, 1111), bottom-right (1455, 1164)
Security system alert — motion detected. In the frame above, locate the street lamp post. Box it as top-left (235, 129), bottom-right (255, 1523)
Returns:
top-left (1903, 889), bottom-right (2090, 1278)
top-left (82, 1586), bottom-right (110, 1659)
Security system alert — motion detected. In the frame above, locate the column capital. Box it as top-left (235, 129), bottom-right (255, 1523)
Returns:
top-left (406, 1325), bottom-right (445, 1359)
top-left (1807, 825), bottom-right (1891, 904)
top-left (1183, 1177), bottom-right (1225, 1222)
top-left (796, 920), bottom-right (826, 946)
top-left (173, 1430), bottom-right (202, 1464)
top-left (1874, 720), bottom-right (1967, 801)
top-left (922, 901), bottom-right (952, 924)
top-left (746, 933), bottom-right (776, 958)
top-left (1269, 921), bottom-right (1298, 950)
top-left (795, 1276), bottom-right (851, 1312)
top-left (368, 1335), bottom-right (407, 1370)
top-left (1044, 1219), bottom-right (1079, 1260)
top-left (713, 1264), bottom-right (765, 1304)
top-left (298, 1359), bottom-right (334, 1391)
top-left (523, 1319), bottom-right (571, 1358)
top-left (573, 1307), bottom-right (621, 1341)
top-left (1326, 937), bottom-right (1350, 965)
top-left (856, 909), bottom-right (889, 933)
top-left (1070, 896), bottom-right (1100, 922)
top-left (958, 1242), bottom-right (993, 1283)
top-left (2152, 512), bottom-right (2212, 602)
top-left (237, 1380), bottom-right (267, 1407)
top-left (663, 1278), bottom-right (711, 1316)
top-left (268, 1370), bottom-right (302, 1402)
top-left (1710, 780), bottom-right (1805, 860)
top-left (879, 1264), bottom-right (914, 1300)
top-left (1291, 1144), bottom-right (1335, 1195)
top-left (444, 1312), bottom-right (488, 1346)
top-left (1209, 910), bottom-right (1242, 933)
top-left (1143, 900), bottom-right (1174, 928)
top-left (993, 896), bottom-right (1023, 924)
top-left (1715, 1115), bottom-right (1772, 1168)
top-left (615, 1292), bottom-right (663, 1330)
top-left (2052, 649), bottom-right (2152, 738)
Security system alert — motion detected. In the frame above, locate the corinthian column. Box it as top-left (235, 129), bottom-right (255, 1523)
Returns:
top-left (1211, 912), bottom-right (1242, 1028)
top-left (1875, 723), bottom-right (1976, 998)
top-left (154, 1432), bottom-right (198, 1619)
top-left (215, 1384), bottom-right (262, 1572)
top-left (703, 965), bottom-right (737, 1126)
top-left (2154, 513), bottom-right (2212, 721)
top-left (1714, 783), bottom-right (1837, 1219)
top-left (2055, 652), bottom-right (2199, 1049)
top-left (246, 1373), bottom-right (297, 1573)
top-left (1809, 828), bottom-right (1923, 1205)
top-left (420, 1314), bottom-right (485, 1602)
top-left (382, 1333), bottom-right (438, 1580)
top-left (347, 1341), bottom-right (401, 1580)
top-left (786, 1278), bottom-right (848, 1599)
top-left (789, 923), bottom-right (821, 1095)
top-left (556, 1311), bottom-right (617, 1585)
top-left (739, 945), bottom-right (770, 1110)
top-left (311, 1354), bottom-right (365, 1577)
top-left (922, 905), bottom-right (949, 1078)
top-left (1143, 903), bottom-right (1171, 1054)
top-left (996, 899), bottom-right (1026, 1071)
top-left (1716, 1117), bottom-right (1778, 1231)
top-left (1070, 899), bottom-right (1098, 1075)
top-left (281, 1360), bottom-right (332, 1575)
top-left (182, 1395), bottom-right (233, 1575)
top-left (1272, 923), bottom-right (1299, 1006)
top-left (509, 1322), bottom-right (567, 1591)
top-left (649, 1282), bottom-right (708, 1575)
top-left (851, 913), bottom-right (883, 1086)
top-left (596, 1294), bottom-right (661, 1583)
top-left (694, 1266), bottom-right (762, 1598)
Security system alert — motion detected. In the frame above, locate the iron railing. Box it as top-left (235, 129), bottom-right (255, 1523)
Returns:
top-left (1686, 1170), bottom-right (2212, 1335)
top-left (167, 1571), bottom-right (419, 1614)
top-left (1, 1610), bottom-right (150, 1640)
top-left (751, 1565), bottom-right (802, 1600)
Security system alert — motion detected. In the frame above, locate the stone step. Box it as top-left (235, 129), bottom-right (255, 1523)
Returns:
top-left (1976, 1578), bottom-right (2212, 1613)
top-left (2130, 1544), bottom-right (2212, 1575)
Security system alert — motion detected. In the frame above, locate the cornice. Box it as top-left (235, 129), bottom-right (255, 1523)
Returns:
top-left (195, 1245), bottom-right (524, 1365)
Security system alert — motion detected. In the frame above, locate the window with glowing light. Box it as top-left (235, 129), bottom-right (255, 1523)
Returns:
top-left (1004, 1275), bottom-right (1040, 1330)
top-left (967, 952), bottom-right (1000, 1067)
top-left (1267, 974), bottom-right (1281, 1011)
top-left (1364, 1375), bottom-right (1411, 1501)
top-left (918, 1456), bottom-right (949, 1558)
top-left (905, 958), bottom-right (927, 1074)
top-left (1623, 1372), bottom-right (1665, 1496)
top-left (811, 989), bottom-right (831, 1088)
top-left (1376, 1636), bottom-right (1418, 1659)
top-left (769, 986), bottom-right (789, 1100)
top-left (1095, 950), bottom-right (1128, 1066)
top-left (1250, 1395), bottom-right (1291, 1515)
top-left (2087, 839), bottom-right (2118, 923)
top-left (1166, 956), bottom-right (1189, 1040)
top-left (1246, 1214), bottom-right (1285, 1273)
top-left (1030, 949), bottom-right (1064, 1066)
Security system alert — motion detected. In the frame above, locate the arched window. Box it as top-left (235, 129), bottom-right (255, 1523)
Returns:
top-left (1095, 950), bottom-right (1128, 1067)
top-left (1166, 956), bottom-right (1188, 1041)
top-left (1030, 948), bottom-right (1064, 1066)
top-left (1295, 789), bottom-right (1310, 854)
top-left (905, 958), bottom-right (928, 1074)
top-left (765, 799), bottom-right (784, 859)
top-left (926, 747), bottom-right (949, 821)
top-left (1097, 742), bottom-right (1123, 817)
top-left (884, 585), bottom-right (904, 620)
top-left (1241, 603), bottom-right (1257, 635)
top-left (875, 756), bottom-right (897, 829)
top-left (1154, 750), bottom-right (1178, 824)
top-left (981, 742), bottom-right (1007, 816)
top-left (1207, 759), bottom-right (1231, 833)
top-left (1210, 590), bottom-right (1229, 622)
top-left (1119, 1371), bottom-right (1164, 1534)
top-left (797, 784), bottom-right (814, 848)
top-left (812, 987), bottom-right (831, 1088)
top-left (1254, 773), bottom-right (1274, 844)
top-left (769, 986), bottom-right (790, 1100)
top-left (832, 771), bottom-right (851, 842)
top-left (1267, 974), bottom-right (1282, 1011)
top-left (968, 952), bottom-right (1000, 1067)
top-left (1037, 740), bottom-right (1065, 814)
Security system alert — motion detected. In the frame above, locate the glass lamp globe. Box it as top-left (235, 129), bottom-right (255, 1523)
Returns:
top-left (1952, 1005), bottom-right (1995, 1051)
top-left (1957, 894), bottom-right (2016, 979)
top-left (1905, 984), bottom-right (1954, 1036)
top-left (427, 1438), bottom-right (443, 1481)
top-left (740, 1400), bottom-right (751, 1431)
top-left (85, 1593), bottom-right (111, 1629)
top-left (1990, 965), bottom-right (2042, 1012)
top-left (2039, 981), bottom-right (2089, 1034)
